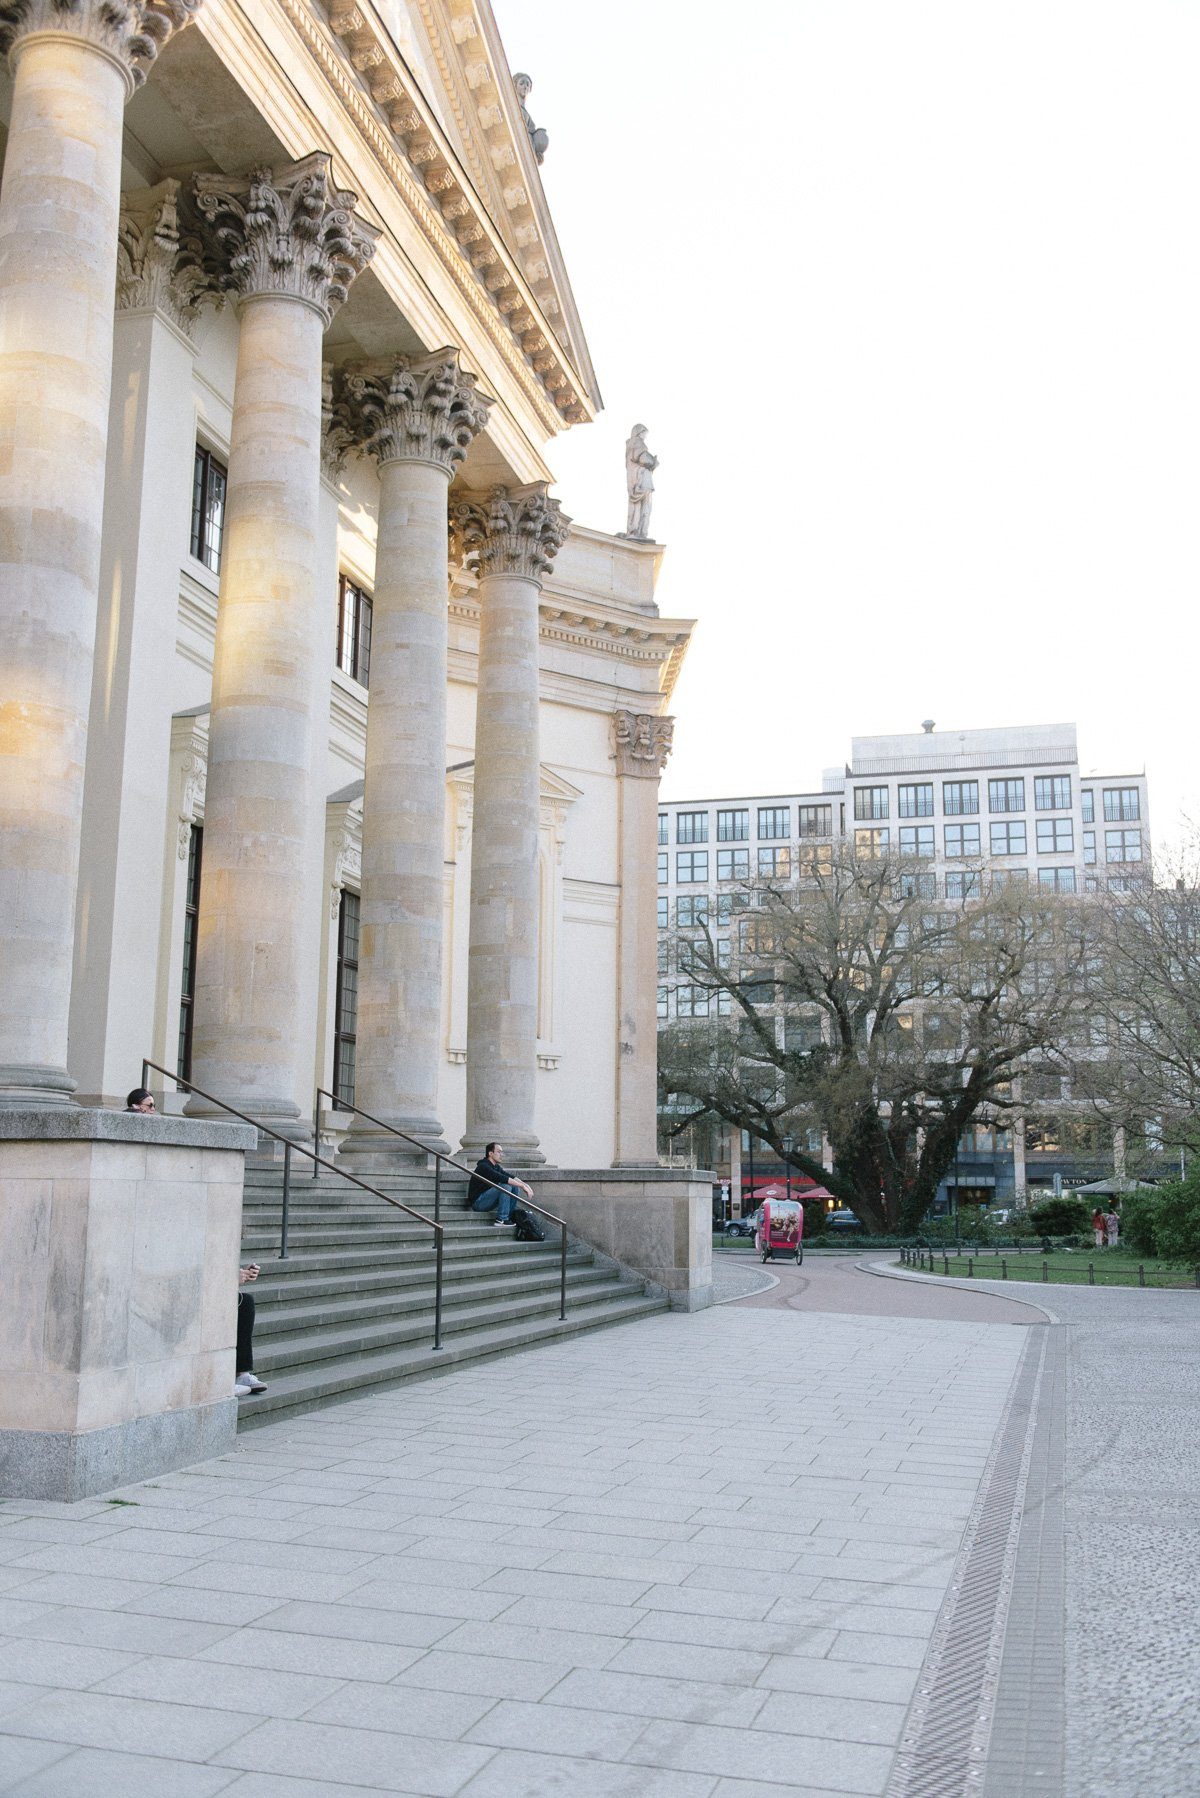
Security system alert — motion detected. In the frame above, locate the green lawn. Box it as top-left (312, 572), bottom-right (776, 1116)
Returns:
top-left (904, 1248), bottom-right (1198, 1290)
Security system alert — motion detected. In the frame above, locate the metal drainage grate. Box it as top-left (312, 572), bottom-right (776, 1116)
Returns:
top-left (887, 1328), bottom-right (1047, 1798)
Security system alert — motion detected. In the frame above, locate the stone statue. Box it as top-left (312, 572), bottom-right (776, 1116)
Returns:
top-left (513, 73), bottom-right (548, 164)
top-left (623, 423), bottom-right (657, 540)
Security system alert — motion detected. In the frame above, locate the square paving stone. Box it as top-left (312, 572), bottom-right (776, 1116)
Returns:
top-left (6, 1745), bottom-right (240, 1797)
top-left (210, 1718), bottom-right (495, 1795)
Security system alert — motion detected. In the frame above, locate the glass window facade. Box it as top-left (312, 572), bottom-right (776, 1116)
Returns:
top-left (717, 808), bottom-right (749, 841)
top-left (988, 778), bottom-right (1025, 814)
top-left (1104, 787), bottom-right (1141, 822)
top-left (676, 850), bottom-right (708, 883)
top-left (946, 870), bottom-right (982, 899)
top-left (1038, 867), bottom-right (1077, 892)
top-left (854, 786), bottom-right (889, 821)
top-left (676, 984), bottom-right (710, 1019)
top-left (676, 810), bottom-right (708, 843)
top-left (1106, 828), bottom-right (1142, 862)
top-left (899, 824), bottom-right (935, 856)
top-left (658, 814), bottom-right (668, 845)
top-left (1081, 789), bottom-right (1095, 823)
top-left (758, 845), bottom-right (790, 878)
top-left (798, 804), bottom-right (832, 837)
top-left (945, 822), bottom-right (981, 857)
top-left (757, 805), bottom-right (790, 839)
top-left (1036, 818), bottom-right (1073, 854)
top-left (657, 851), bottom-right (668, 884)
top-left (854, 827), bottom-right (889, 855)
top-left (943, 781), bottom-right (979, 815)
top-left (1034, 775), bottom-right (1072, 810)
top-left (717, 847), bottom-right (749, 880)
top-left (657, 896), bottom-right (668, 927)
top-left (990, 820), bottom-right (1027, 856)
top-left (898, 783), bottom-right (934, 818)
top-left (677, 895), bottom-right (709, 926)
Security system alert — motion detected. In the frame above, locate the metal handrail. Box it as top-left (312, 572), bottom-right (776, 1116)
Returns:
top-left (316, 1087), bottom-right (568, 1322)
top-left (141, 1059), bottom-right (446, 1351)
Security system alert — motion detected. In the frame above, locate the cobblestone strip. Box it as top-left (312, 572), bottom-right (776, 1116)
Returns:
top-left (887, 1325), bottom-right (1047, 1798)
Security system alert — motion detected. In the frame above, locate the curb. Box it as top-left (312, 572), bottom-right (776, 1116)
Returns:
top-left (857, 1255), bottom-right (1059, 1324)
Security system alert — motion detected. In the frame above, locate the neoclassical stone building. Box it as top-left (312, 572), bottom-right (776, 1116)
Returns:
top-left (0, 0), bottom-right (690, 1170)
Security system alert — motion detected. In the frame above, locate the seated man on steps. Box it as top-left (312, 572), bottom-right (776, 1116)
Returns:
top-left (468, 1141), bottom-right (534, 1228)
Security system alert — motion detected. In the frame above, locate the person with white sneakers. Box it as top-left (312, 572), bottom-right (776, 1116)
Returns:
top-left (236, 1264), bottom-right (267, 1396)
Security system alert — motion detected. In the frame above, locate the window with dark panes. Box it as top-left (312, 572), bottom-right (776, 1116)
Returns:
top-left (190, 446), bottom-right (227, 573)
top-left (676, 850), bottom-right (708, 883)
top-left (943, 781), bottom-right (978, 815)
top-left (854, 786), bottom-right (889, 821)
top-left (717, 808), bottom-right (749, 841)
top-left (946, 870), bottom-right (982, 898)
top-left (898, 783), bottom-right (934, 818)
top-left (717, 847), bottom-right (749, 881)
top-left (1034, 775), bottom-right (1071, 810)
top-left (676, 810), bottom-right (708, 844)
top-left (945, 822), bottom-right (981, 857)
top-left (757, 805), bottom-right (790, 839)
top-left (1103, 787), bottom-right (1140, 822)
top-left (988, 778), bottom-right (1025, 814)
top-left (332, 889), bottom-right (360, 1107)
top-left (798, 805), bottom-right (832, 837)
top-left (336, 574), bottom-right (373, 686)
top-left (899, 825), bottom-right (934, 856)
top-left (1081, 789), bottom-right (1095, 823)
top-left (177, 824), bottom-right (203, 1080)
top-left (657, 851), bottom-right (668, 884)
top-left (677, 895), bottom-right (709, 927)
top-left (657, 896), bottom-right (669, 927)
top-left (990, 820), bottom-right (1026, 856)
top-left (854, 827), bottom-right (889, 856)
top-left (1036, 818), bottom-right (1073, 854)
top-left (758, 845), bottom-right (789, 878)
top-left (658, 814), bottom-right (668, 845)
top-left (1037, 867), bottom-right (1076, 892)
top-left (1106, 828), bottom-right (1142, 863)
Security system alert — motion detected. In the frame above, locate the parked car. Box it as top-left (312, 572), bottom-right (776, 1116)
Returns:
top-left (725, 1209), bottom-right (762, 1239)
top-left (828, 1210), bottom-right (861, 1231)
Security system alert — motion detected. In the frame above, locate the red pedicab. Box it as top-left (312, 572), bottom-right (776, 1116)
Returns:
top-left (755, 1196), bottom-right (804, 1264)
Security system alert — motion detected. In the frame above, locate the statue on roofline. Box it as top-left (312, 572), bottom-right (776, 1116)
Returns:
top-left (622, 423), bottom-right (657, 540)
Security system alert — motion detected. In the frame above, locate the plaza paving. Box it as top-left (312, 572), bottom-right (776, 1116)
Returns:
top-left (0, 1256), bottom-right (1196, 1796)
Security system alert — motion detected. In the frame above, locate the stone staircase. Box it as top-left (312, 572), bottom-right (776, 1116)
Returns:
top-left (236, 1163), bottom-right (665, 1424)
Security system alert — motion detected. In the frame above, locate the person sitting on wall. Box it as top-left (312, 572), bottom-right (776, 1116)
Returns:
top-left (236, 1264), bottom-right (267, 1396)
top-left (126, 1087), bottom-right (155, 1113)
top-left (468, 1142), bottom-right (534, 1228)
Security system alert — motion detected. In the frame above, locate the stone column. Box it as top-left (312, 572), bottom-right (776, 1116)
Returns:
top-left (70, 182), bottom-right (207, 1102)
top-left (0, 1), bottom-right (199, 1105)
top-left (182, 158), bottom-right (377, 1135)
top-left (336, 353), bottom-right (491, 1165)
top-left (451, 485), bottom-right (569, 1164)
top-left (611, 710), bottom-right (674, 1165)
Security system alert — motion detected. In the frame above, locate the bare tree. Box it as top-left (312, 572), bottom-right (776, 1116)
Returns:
top-left (659, 848), bottom-right (1087, 1232)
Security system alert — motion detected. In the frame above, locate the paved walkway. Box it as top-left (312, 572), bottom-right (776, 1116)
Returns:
top-left (0, 1257), bottom-right (1196, 1796)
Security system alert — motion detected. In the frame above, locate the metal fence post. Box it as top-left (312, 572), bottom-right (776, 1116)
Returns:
top-left (559, 1224), bottom-right (568, 1321)
top-left (313, 1093), bottom-right (320, 1179)
top-left (1088, 1262), bottom-right (1095, 1285)
top-left (433, 1227), bottom-right (444, 1351)
top-left (943, 1253), bottom-right (949, 1276)
top-left (280, 1143), bottom-right (291, 1259)
top-left (1002, 1258), bottom-right (1007, 1280)
top-left (1139, 1263), bottom-right (1145, 1288)
top-left (1042, 1258), bottom-right (1048, 1282)
top-left (434, 1159), bottom-right (441, 1226)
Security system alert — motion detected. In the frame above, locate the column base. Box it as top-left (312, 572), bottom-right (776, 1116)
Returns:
top-left (0, 1399), bottom-right (238, 1502)
top-left (0, 1063), bottom-right (78, 1108)
top-left (460, 1130), bottom-right (545, 1168)
top-left (183, 1093), bottom-right (311, 1160)
top-left (339, 1114), bottom-right (451, 1170)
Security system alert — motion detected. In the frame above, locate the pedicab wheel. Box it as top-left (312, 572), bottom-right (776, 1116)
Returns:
top-left (761, 1249), bottom-right (770, 1263)
top-left (796, 1245), bottom-right (803, 1264)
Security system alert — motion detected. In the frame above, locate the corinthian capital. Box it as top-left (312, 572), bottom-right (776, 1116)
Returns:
top-left (181, 154), bottom-right (380, 326)
top-left (612, 710), bottom-right (674, 779)
top-left (0, 0), bottom-right (201, 87)
top-left (449, 483), bottom-right (570, 584)
top-left (336, 350), bottom-right (492, 475)
top-left (116, 179), bottom-right (208, 334)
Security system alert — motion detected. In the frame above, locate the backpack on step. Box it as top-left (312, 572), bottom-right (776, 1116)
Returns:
top-left (512, 1207), bottom-right (546, 1243)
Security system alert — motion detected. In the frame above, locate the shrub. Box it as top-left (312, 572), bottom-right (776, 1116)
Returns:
top-left (1119, 1188), bottom-right (1162, 1257)
top-left (1027, 1196), bottom-right (1090, 1238)
top-left (1150, 1171), bottom-right (1200, 1268)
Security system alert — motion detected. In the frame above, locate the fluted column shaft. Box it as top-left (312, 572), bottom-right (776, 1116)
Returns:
top-left (184, 160), bottom-right (377, 1131)
top-left (452, 485), bottom-right (569, 1164)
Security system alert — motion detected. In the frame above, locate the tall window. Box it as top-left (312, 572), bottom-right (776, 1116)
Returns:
top-left (676, 850), bottom-right (708, 883)
top-left (1081, 789), bottom-right (1095, 823)
top-left (658, 814), bottom-right (668, 845)
top-left (1083, 831), bottom-right (1096, 865)
top-left (898, 783), bottom-right (934, 818)
top-left (333, 889), bottom-right (361, 1107)
top-left (657, 851), bottom-right (668, 884)
top-left (336, 574), bottom-right (373, 686)
top-left (717, 847), bottom-right (749, 880)
top-left (1034, 775), bottom-right (1071, 810)
top-left (717, 808), bottom-right (749, 841)
top-left (758, 845), bottom-right (790, 879)
top-left (1103, 787), bottom-right (1140, 822)
top-left (988, 778), bottom-right (1025, 814)
top-left (676, 810), bottom-right (708, 844)
top-left (854, 786), bottom-right (889, 821)
top-left (945, 822), bottom-right (981, 857)
top-left (798, 804), bottom-right (831, 838)
top-left (1036, 818), bottom-right (1073, 854)
top-left (657, 896), bottom-right (669, 927)
top-left (757, 805), bottom-right (791, 839)
top-left (657, 987), bottom-right (669, 1020)
top-left (190, 446), bottom-right (227, 573)
top-left (1038, 867), bottom-right (1077, 892)
top-left (1106, 828), bottom-right (1142, 863)
top-left (177, 824), bottom-right (203, 1081)
top-left (990, 820), bottom-right (1026, 856)
top-left (854, 827), bottom-right (889, 856)
top-left (899, 825), bottom-right (934, 856)
top-left (943, 780), bottom-right (978, 815)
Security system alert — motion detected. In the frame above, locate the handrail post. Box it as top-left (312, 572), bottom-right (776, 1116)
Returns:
top-left (434, 1158), bottom-right (441, 1225)
top-left (280, 1142), bottom-right (291, 1260)
top-left (313, 1090), bottom-right (320, 1179)
top-left (560, 1222), bottom-right (567, 1321)
top-left (433, 1227), bottom-right (444, 1351)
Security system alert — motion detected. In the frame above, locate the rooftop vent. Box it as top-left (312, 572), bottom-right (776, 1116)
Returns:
top-left (921, 719), bottom-right (935, 734)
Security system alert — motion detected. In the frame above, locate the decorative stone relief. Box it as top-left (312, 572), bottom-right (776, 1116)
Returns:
top-left (116, 180), bottom-right (208, 335)
top-left (326, 798), bottom-right (363, 917)
top-left (611, 710), bottom-right (674, 778)
top-left (0, 0), bottom-right (201, 85)
top-left (170, 712), bottom-right (208, 857)
top-left (181, 154), bottom-right (379, 326)
top-left (334, 349), bottom-right (492, 475)
top-left (321, 363), bottom-right (356, 481)
top-left (449, 482), bottom-right (570, 584)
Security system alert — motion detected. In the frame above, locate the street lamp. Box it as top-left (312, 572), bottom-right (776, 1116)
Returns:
top-left (782, 1133), bottom-right (795, 1211)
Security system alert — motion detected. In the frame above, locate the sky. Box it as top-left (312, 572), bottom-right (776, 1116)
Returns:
top-left (493, 1), bottom-right (1200, 847)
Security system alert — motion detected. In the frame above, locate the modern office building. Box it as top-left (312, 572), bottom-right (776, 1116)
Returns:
top-left (657, 722), bottom-right (1151, 1210)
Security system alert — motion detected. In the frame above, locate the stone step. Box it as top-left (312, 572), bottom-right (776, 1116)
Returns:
top-left (246, 1249), bottom-right (595, 1309)
top-left (255, 1274), bottom-right (647, 1371)
top-left (236, 1291), bottom-right (667, 1426)
top-left (241, 1220), bottom-right (502, 1251)
top-left (237, 1239), bottom-right (566, 1278)
top-left (251, 1264), bottom-right (616, 1338)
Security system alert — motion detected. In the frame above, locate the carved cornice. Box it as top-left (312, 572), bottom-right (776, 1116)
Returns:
top-left (0, 0), bottom-right (200, 87)
top-left (271, 0), bottom-right (594, 429)
top-left (449, 482), bottom-right (569, 584)
top-left (611, 710), bottom-right (674, 779)
top-left (335, 348), bottom-right (492, 474)
top-left (181, 153), bottom-right (379, 325)
top-left (116, 179), bottom-right (208, 335)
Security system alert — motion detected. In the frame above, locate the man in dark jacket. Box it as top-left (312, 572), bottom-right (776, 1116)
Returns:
top-left (468, 1142), bottom-right (534, 1226)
